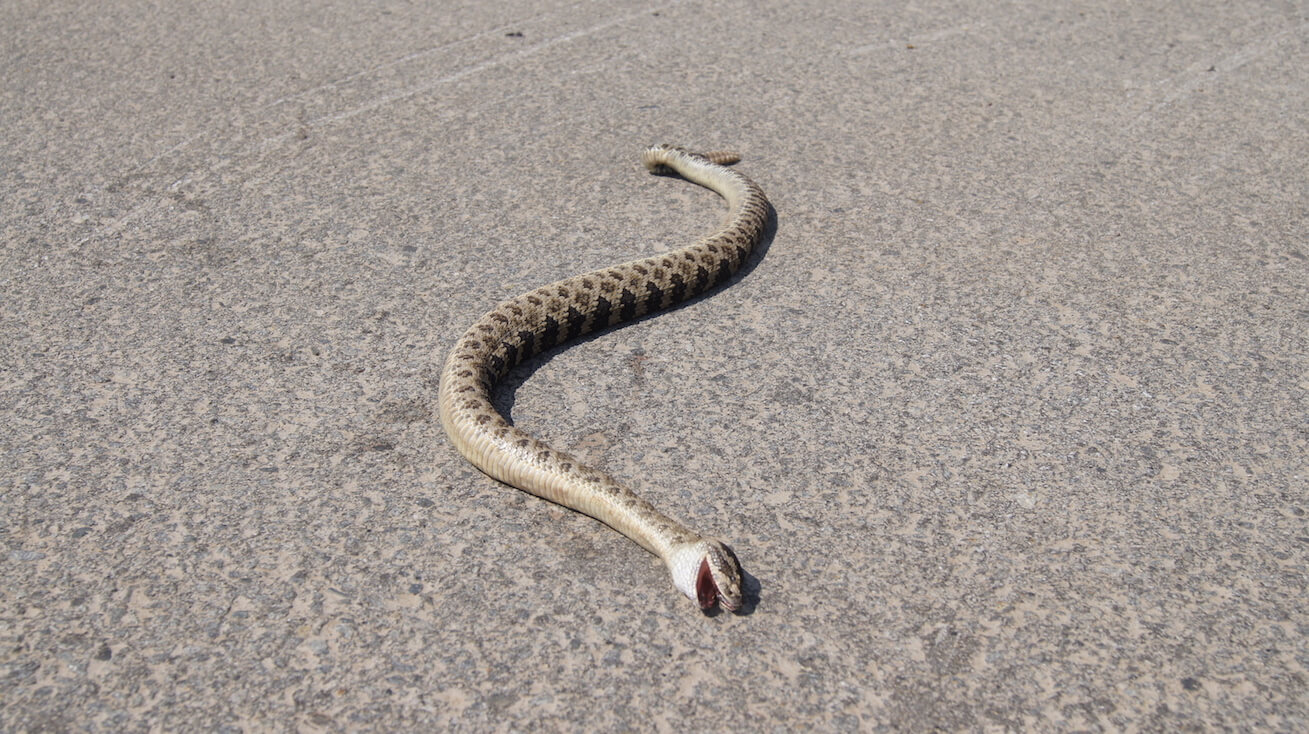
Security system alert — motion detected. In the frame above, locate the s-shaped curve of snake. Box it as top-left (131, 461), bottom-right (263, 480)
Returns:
top-left (438, 145), bottom-right (771, 611)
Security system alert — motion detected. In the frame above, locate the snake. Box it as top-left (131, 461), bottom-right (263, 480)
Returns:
top-left (438, 145), bottom-right (771, 611)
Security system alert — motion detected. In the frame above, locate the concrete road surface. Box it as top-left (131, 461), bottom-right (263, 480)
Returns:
top-left (3, 0), bottom-right (1305, 730)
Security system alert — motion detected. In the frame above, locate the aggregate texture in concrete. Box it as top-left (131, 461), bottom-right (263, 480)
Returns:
top-left (2, 0), bottom-right (1306, 730)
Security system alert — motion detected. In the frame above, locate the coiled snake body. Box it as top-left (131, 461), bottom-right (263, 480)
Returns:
top-left (438, 145), bottom-right (770, 611)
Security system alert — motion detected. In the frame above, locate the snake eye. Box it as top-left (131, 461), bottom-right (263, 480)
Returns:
top-left (695, 557), bottom-right (718, 609)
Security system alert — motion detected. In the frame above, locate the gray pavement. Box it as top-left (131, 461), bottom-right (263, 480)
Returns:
top-left (3, 0), bottom-right (1306, 730)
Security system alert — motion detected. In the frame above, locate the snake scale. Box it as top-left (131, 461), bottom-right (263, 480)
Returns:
top-left (438, 145), bottom-right (770, 611)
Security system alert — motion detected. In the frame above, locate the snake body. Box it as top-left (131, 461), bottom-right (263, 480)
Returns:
top-left (438, 145), bottom-right (770, 611)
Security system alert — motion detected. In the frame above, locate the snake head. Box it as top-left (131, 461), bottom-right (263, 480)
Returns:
top-left (668, 539), bottom-right (743, 612)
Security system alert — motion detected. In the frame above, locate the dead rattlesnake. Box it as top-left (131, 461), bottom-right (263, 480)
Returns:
top-left (438, 145), bottom-right (771, 611)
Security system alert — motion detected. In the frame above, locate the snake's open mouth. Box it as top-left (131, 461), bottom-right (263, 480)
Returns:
top-left (695, 558), bottom-right (719, 610)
